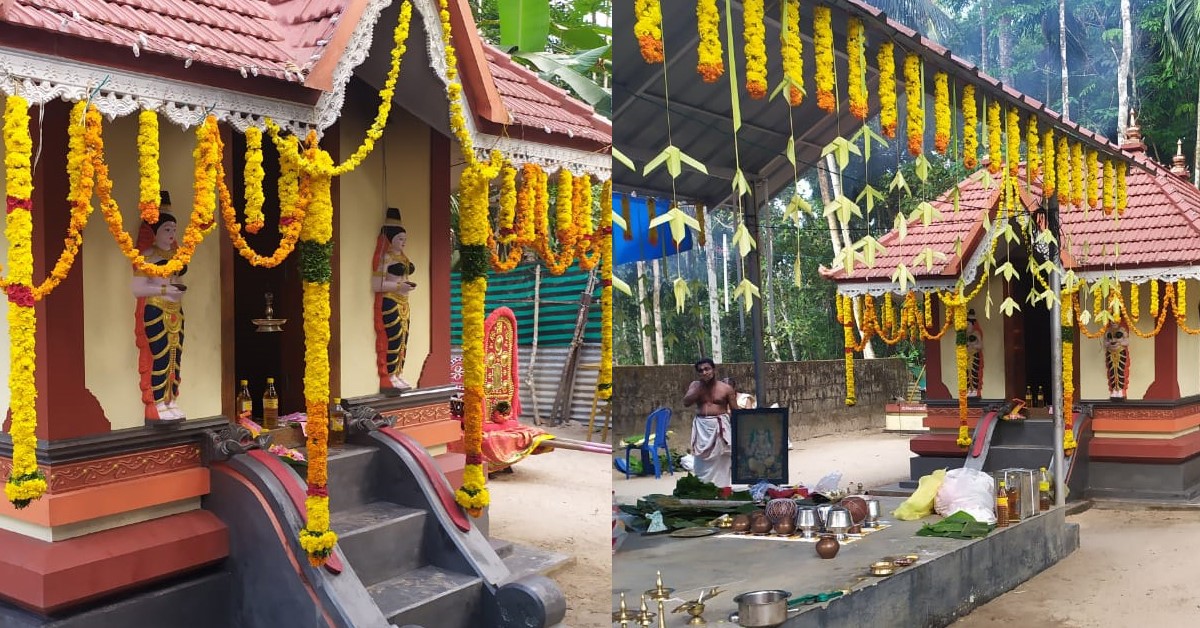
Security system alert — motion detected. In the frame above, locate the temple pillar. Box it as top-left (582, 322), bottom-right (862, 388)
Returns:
top-left (924, 302), bottom-right (951, 400)
top-left (418, 131), bottom-right (452, 387)
top-left (1144, 313), bottom-right (1180, 400)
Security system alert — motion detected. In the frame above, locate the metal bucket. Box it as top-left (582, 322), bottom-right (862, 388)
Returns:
top-left (993, 468), bottom-right (1038, 520)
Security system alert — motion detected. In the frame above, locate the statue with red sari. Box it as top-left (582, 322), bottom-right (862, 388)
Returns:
top-left (132, 192), bottom-right (187, 422)
top-left (372, 207), bottom-right (416, 392)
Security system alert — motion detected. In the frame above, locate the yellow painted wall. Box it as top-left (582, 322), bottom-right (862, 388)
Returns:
top-left (1179, 279), bottom-right (1200, 396)
top-left (337, 106), bottom-right (432, 398)
top-left (1078, 283), bottom-right (1154, 400)
top-left (940, 281), bottom-right (1007, 399)
top-left (82, 116), bottom-right (223, 429)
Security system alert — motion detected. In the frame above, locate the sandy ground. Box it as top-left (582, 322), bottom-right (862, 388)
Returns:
top-left (487, 422), bottom-right (611, 628)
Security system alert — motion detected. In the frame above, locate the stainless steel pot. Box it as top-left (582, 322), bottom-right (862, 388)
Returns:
top-left (815, 503), bottom-right (833, 530)
top-left (826, 507), bottom-right (852, 540)
top-left (795, 507), bottom-right (818, 538)
top-left (731, 590), bottom-right (797, 627)
top-left (865, 498), bottom-right (881, 527)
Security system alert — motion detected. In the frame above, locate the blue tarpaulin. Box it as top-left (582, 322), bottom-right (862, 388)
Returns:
top-left (614, 193), bottom-right (694, 265)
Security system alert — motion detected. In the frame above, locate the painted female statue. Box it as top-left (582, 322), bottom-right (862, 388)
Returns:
top-left (965, 309), bottom-right (984, 398)
top-left (131, 193), bottom-right (186, 422)
top-left (372, 207), bottom-right (416, 392)
top-left (1104, 319), bottom-right (1130, 400)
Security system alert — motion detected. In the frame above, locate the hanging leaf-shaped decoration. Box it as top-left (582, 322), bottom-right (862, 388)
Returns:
top-left (856, 184), bottom-right (886, 214)
top-left (856, 235), bottom-right (887, 268)
top-left (784, 194), bottom-right (812, 223)
top-left (999, 296), bottom-right (1021, 316)
top-left (889, 170), bottom-right (911, 196)
top-left (612, 275), bottom-right (633, 296)
top-left (613, 147), bottom-right (637, 171)
top-left (732, 168), bottom-right (752, 197)
top-left (733, 278), bottom-right (761, 313)
top-left (643, 145), bottom-right (709, 179)
top-left (891, 263), bottom-right (915, 293)
top-left (914, 153), bottom-right (931, 182)
top-left (913, 247), bottom-right (947, 272)
top-left (837, 245), bottom-right (863, 275)
top-left (648, 204), bottom-right (701, 246)
top-left (893, 212), bottom-right (909, 241)
top-left (821, 136), bottom-right (861, 171)
top-left (672, 277), bottom-right (692, 313)
top-left (731, 222), bottom-right (757, 257)
top-left (851, 125), bottom-right (889, 163)
top-left (909, 201), bottom-right (941, 228)
top-left (824, 195), bottom-right (863, 225)
top-left (994, 261), bottom-right (1020, 282)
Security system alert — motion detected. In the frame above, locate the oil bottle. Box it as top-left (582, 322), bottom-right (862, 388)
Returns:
top-left (262, 377), bottom-right (279, 429)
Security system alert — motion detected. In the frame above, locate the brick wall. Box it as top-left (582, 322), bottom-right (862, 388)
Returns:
top-left (612, 358), bottom-right (911, 444)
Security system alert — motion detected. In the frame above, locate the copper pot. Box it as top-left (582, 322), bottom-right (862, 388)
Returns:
top-left (815, 534), bottom-right (840, 559)
top-left (731, 514), bottom-right (752, 532)
top-left (751, 514), bottom-right (773, 534)
top-left (773, 518), bottom-right (796, 536)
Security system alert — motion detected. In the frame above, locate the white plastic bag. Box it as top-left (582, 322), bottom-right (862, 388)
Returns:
top-left (679, 454), bottom-right (695, 473)
top-left (612, 492), bottom-right (627, 553)
top-left (814, 471), bottom-right (843, 494)
top-left (934, 468), bottom-right (997, 524)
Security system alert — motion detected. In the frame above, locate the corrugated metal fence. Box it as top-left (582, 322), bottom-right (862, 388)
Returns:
top-left (451, 345), bottom-right (602, 426)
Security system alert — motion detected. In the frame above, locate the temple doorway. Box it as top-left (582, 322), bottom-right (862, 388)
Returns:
top-left (227, 133), bottom-right (309, 420)
top-left (1002, 248), bottom-right (1052, 407)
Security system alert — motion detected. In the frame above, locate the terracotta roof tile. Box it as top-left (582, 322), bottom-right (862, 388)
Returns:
top-left (481, 43), bottom-right (611, 145)
top-left (831, 159), bottom-right (1200, 285)
top-left (3, 0), bottom-right (346, 81)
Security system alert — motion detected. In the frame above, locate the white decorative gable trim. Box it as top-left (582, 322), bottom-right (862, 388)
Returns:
top-left (472, 133), bottom-right (611, 179)
top-left (0, 46), bottom-right (317, 135)
top-left (313, 0), bottom-right (394, 131)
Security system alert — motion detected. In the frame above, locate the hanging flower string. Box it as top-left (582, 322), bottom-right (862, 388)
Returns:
top-left (488, 162), bottom-right (524, 273)
top-left (839, 294), bottom-right (857, 406)
top-left (1070, 141), bottom-right (1083, 207)
top-left (904, 53), bottom-right (923, 156)
top-left (933, 72), bottom-right (950, 153)
top-left (1116, 161), bottom-right (1127, 215)
top-left (1006, 107), bottom-right (1020, 177)
top-left (696, 0), bottom-right (724, 82)
top-left (962, 85), bottom-right (977, 168)
top-left (598, 179), bottom-right (613, 402)
top-left (743, 0), bottom-right (767, 99)
top-left (780, 0), bottom-right (803, 106)
top-left (847, 18), bottom-right (868, 119)
top-left (814, 6), bottom-right (835, 112)
top-left (136, 109), bottom-right (161, 225)
top-left (1026, 115), bottom-right (1040, 179)
top-left (635, 0), bottom-right (664, 63)
top-left (243, 126), bottom-right (266, 234)
top-left (987, 101), bottom-right (1001, 174)
top-left (1056, 135), bottom-right (1070, 205)
top-left (1061, 289), bottom-right (1077, 453)
top-left (878, 42), bottom-right (897, 138)
top-left (219, 133), bottom-right (309, 268)
top-left (1042, 130), bottom-right (1056, 196)
top-left (3, 95), bottom-right (46, 508)
top-left (33, 101), bottom-right (97, 302)
top-left (1086, 149), bottom-right (1099, 209)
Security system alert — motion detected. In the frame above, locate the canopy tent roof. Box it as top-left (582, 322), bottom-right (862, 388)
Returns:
top-left (822, 143), bottom-right (1200, 296)
top-left (613, 0), bottom-right (1141, 210)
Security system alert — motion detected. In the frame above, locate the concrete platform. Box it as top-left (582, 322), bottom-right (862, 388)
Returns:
top-left (613, 496), bottom-right (1078, 627)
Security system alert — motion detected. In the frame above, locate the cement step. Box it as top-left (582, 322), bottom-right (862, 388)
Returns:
top-left (332, 501), bottom-right (428, 587)
top-left (326, 445), bottom-right (379, 513)
top-left (368, 565), bottom-right (483, 627)
top-left (982, 444), bottom-right (1055, 472)
top-left (991, 419), bottom-right (1056, 446)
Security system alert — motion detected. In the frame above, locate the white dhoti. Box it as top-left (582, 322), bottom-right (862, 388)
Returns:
top-left (691, 413), bottom-right (731, 488)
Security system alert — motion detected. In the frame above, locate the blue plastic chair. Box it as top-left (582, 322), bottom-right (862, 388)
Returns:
top-left (624, 407), bottom-right (674, 479)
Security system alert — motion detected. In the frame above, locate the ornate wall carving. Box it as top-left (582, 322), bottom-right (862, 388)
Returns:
top-left (0, 445), bottom-right (201, 494)
top-left (383, 403), bottom-right (450, 428)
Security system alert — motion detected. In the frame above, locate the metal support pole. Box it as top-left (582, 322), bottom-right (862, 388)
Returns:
top-left (746, 181), bottom-right (768, 405)
top-left (1047, 197), bottom-right (1067, 506)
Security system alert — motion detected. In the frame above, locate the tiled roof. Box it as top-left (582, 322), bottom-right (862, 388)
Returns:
top-left (826, 157), bottom-right (1200, 284)
top-left (0, 0), bottom-right (345, 81)
top-left (481, 42), bottom-right (611, 146)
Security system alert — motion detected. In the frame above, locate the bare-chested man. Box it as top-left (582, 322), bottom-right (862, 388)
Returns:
top-left (683, 358), bottom-right (738, 488)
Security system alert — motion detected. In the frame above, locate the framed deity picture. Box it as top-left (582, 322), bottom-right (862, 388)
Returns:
top-left (731, 407), bottom-right (789, 485)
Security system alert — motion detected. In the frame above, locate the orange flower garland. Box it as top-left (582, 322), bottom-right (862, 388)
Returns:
top-left (962, 84), bottom-right (977, 168)
top-left (696, 0), bottom-right (724, 82)
top-left (3, 95), bottom-right (46, 508)
top-left (839, 294), bottom-right (857, 406)
top-left (780, 0), bottom-right (803, 106)
top-left (136, 109), bottom-right (161, 224)
top-left (878, 42), bottom-right (897, 138)
top-left (743, 0), bottom-right (767, 99)
top-left (953, 301), bottom-right (971, 448)
top-left (904, 53), bottom-right (924, 156)
top-left (1061, 289), bottom-right (1076, 452)
top-left (219, 133), bottom-right (308, 268)
top-left (488, 162), bottom-right (524, 273)
top-left (635, 0), bottom-right (664, 64)
top-left (933, 72), bottom-right (950, 153)
top-left (814, 6), bottom-right (835, 112)
top-left (243, 126), bottom-right (266, 234)
top-left (1026, 115), bottom-right (1040, 179)
top-left (33, 102), bottom-right (97, 302)
top-left (1071, 141), bottom-right (1083, 207)
top-left (1056, 136), bottom-right (1069, 205)
top-left (1086, 149), bottom-right (1099, 209)
top-left (1116, 161), bottom-right (1127, 215)
top-left (1103, 158), bottom-right (1115, 215)
top-left (848, 18), bottom-right (868, 119)
top-left (598, 179), bottom-right (613, 401)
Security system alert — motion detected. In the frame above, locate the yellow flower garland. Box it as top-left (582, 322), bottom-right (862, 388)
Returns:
top-left (777, 0), bottom-right (802, 106)
top-left (1116, 161), bottom-right (1127, 215)
top-left (1026, 115), bottom-right (1039, 179)
top-left (1042, 129), bottom-right (1055, 196)
top-left (598, 179), bottom-right (613, 401)
top-left (848, 18), bottom-right (868, 119)
top-left (94, 116), bottom-right (220, 278)
top-left (962, 84), bottom-right (977, 168)
top-left (1130, 282), bottom-right (1140, 323)
top-left (33, 102), bottom-right (96, 302)
top-left (933, 72), bottom-right (950, 153)
top-left (243, 126), bottom-right (266, 234)
top-left (953, 302), bottom-right (971, 448)
top-left (1056, 136), bottom-right (1069, 205)
top-left (987, 101), bottom-right (1001, 174)
top-left (497, 162), bottom-right (518, 243)
top-left (839, 295), bottom-right (857, 406)
top-left (1086, 149), bottom-right (1099, 209)
top-left (878, 42), bottom-right (897, 138)
top-left (136, 109), bottom-right (161, 225)
top-left (1061, 290), bottom-right (1076, 452)
top-left (1102, 158), bottom-right (1114, 215)
top-left (905, 53), bottom-right (923, 156)
top-left (696, 0), bottom-right (724, 82)
top-left (3, 95), bottom-right (46, 508)
top-left (743, 0), bottom-right (767, 99)
top-left (219, 132), bottom-right (309, 268)
top-left (1151, 279), bottom-right (1160, 318)
top-left (815, 6), bottom-right (835, 112)
top-left (1070, 141), bottom-right (1083, 207)
top-left (1006, 108), bottom-right (1020, 177)
top-left (634, 0), bottom-right (664, 64)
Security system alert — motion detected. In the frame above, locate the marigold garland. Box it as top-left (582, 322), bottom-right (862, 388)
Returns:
top-left (1026, 115), bottom-right (1040, 179)
top-left (1151, 279), bottom-right (1160, 318)
top-left (878, 42), bottom-right (897, 138)
top-left (1103, 159), bottom-right (1115, 215)
top-left (1070, 142), bottom-right (1083, 207)
top-left (1042, 130), bottom-right (1056, 196)
top-left (987, 101), bottom-right (1001, 174)
top-left (848, 18), bottom-right (868, 119)
top-left (598, 180), bottom-right (613, 401)
top-left (840, 295), bottom-right (857, 406)
top-left (1130, 282), bottom-right (1140, 323)
top-left (814, 6), bottom-right (835, 112)
top-left (953, 301), bottom-right (971, 448)
top-left (962, 84), bottom-right (977, 168)
top-left (297, 137), bottom-right (337, 566)
top-left (697, 204), bottom-right (707, 247)
top-left (904, 53), bottom-right (924, 156)
top-left (3, 95), bottom-right (46, 508)
top-left (33, 102), bottom-right (97, 302)
top-left (1086, 149), bottom-right (1099, 209)
top-left (136, 109), bottom-right (161, 225)
top-left (1006, 108), bottom-right (1020, 177)
top-left (743, 0), bottom-right (767, 99)
top-left (1056, 136), bottom-right (1070, 205)
top-left (933, 72), bottom-right (950, 153)
top-left (497, 162), bottom-right (518, 242)
top-left (219, 133), bottom-right (309, 268)
top-left (1059, 290), bottom-right (1076, 452)
top-left (696, 0), bottom-right (724, 82)
top-left (775, 0), bottom-right (803, 106)
top-left (634, 0), bottom-right (664, 63)
top-left (243, 126), bottom-right (266, 234)
top-left (1116, 161), bottom-right (1127, 214)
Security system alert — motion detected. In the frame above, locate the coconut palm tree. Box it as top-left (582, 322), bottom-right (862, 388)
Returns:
top-left (1164, 0), bottom-right (1200, 185)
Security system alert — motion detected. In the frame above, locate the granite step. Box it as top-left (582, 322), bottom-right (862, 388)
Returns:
top-left (367, 565), bottom-right (483, 627)
top-left (331, 501), bottom-right (427, 587)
